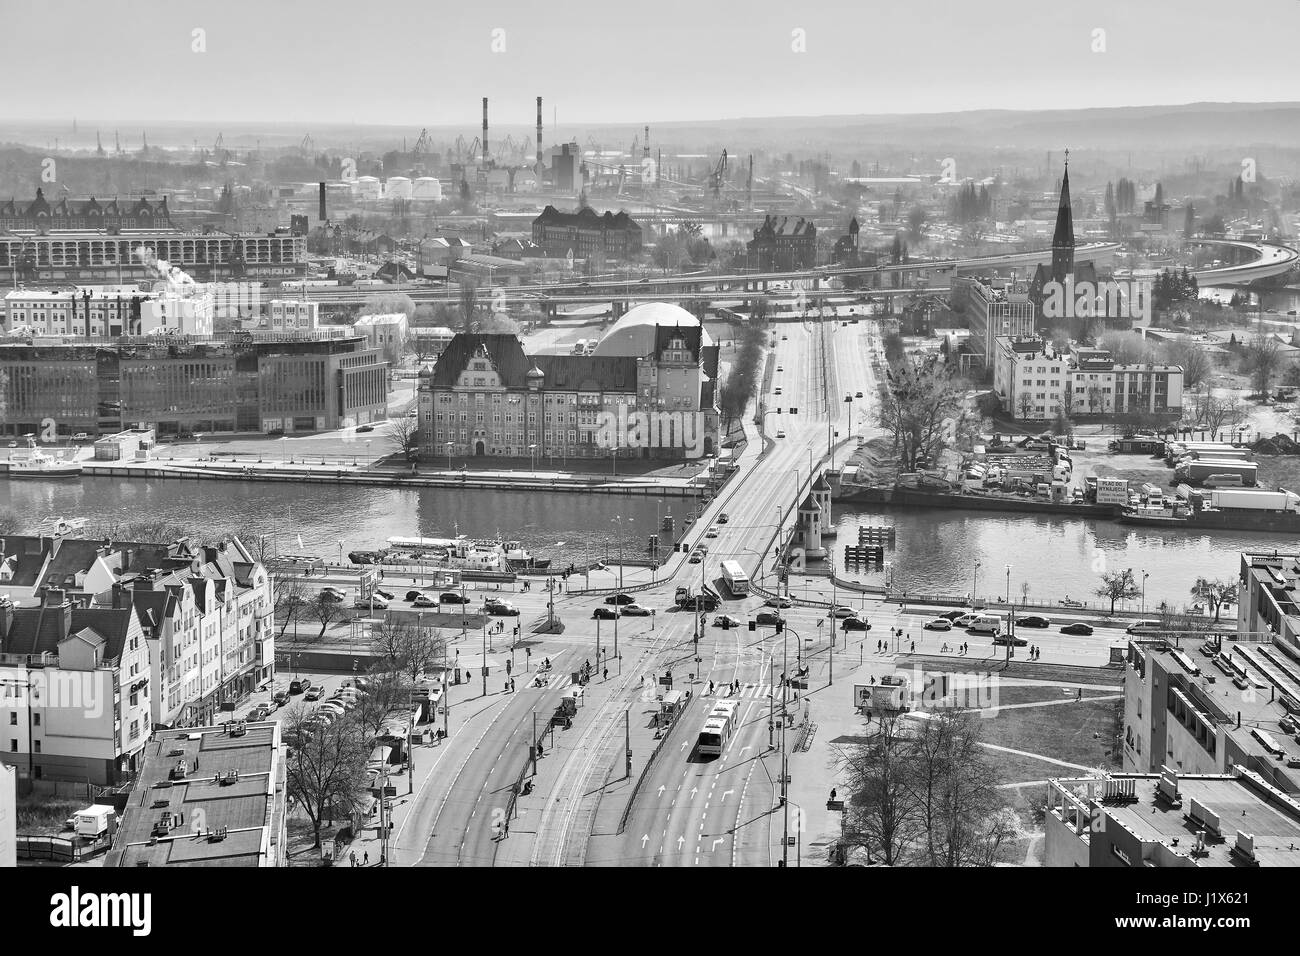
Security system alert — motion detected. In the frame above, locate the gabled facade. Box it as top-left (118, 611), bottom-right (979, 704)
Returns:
top-left (531, 205), bottom-right (642, 259)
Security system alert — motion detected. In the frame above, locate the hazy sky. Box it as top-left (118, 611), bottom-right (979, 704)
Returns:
top-left (5, 0), bottom-right (1300, 127)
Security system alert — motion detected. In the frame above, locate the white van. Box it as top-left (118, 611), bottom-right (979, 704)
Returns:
top-left (968, 614), bottom-right (1004, 635)
top-left (954, 611), bottom-right (982, 628)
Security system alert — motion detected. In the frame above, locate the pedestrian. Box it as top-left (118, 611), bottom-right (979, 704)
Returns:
top-left (603, 667), bottom-right (608, 681)
top-left (876, 639), bottom-right (882, 652)
top-left (364, 851), bottom-right (369, 865)
top-left (350, 850), bottom-right (356, 867)
top-left (910, 641), bottom-right (915, 652)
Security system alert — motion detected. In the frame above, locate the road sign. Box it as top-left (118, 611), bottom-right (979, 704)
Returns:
top-left (785, 836), bottom-right (797, 846)
top-left (826, 800), bottom-right (845, 811)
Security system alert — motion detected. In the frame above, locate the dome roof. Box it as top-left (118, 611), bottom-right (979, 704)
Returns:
top-left (590, 302), bottom-right (713, 357)
top-left (526, 363), bottom-right (545, 378)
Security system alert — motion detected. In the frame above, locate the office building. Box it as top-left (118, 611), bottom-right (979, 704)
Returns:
top-left (353, 313), bottom-right (409, 366)
top-left (0, 335), bottom-right (388, 438)
top-left (531, 205), bottom-right (643, 259)
top-left (1045, 768), bottom-right (1300, 866)
top-left (950, 277), bottom-right (1036, 368)
top-left (747, 215), bottom-right (817, 271)
top-left (267, 299), bottom-right (321, 331)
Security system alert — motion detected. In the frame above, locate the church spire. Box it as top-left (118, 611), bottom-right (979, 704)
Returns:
top-left (1051, 150), bottom-right (1075, 282)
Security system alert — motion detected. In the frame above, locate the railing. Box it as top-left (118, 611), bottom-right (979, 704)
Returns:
top-left (618, 699), bottom-right (686, 834)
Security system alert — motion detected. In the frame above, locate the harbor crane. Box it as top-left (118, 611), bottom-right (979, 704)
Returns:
top-left (710, 149), bottom-right (729, 198)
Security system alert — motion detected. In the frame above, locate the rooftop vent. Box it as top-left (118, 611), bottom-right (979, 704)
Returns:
top-left (1232, 830), bottom-right (1258, 865)
top-left (1102, 778), bottom-right (1138, 804)
top-left (208, 826), bottom-right (229, 843)
top-left (1157, 766), bottom-right (1182, 807)
top-left (1187, 798), bottom-right (1223, 838)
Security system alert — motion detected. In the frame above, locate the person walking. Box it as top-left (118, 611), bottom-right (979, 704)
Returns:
top-left (363, 851), bottom-right (369, 865)
top-left (603, 667), bottom-right (608, 682)
top-left (349, 850), bottom-right (357, 867)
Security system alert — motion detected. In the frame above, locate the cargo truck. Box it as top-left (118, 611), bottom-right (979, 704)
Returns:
top-left (1173, 460), bottom-right (1258, 487)
top-left (1207, 488), bottom-right (1296, 512)
top-left (1178, 449), bottom-right (1250, 463)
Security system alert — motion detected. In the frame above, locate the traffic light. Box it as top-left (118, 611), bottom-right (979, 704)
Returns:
top-left (789, 407), bottom-right (798, 414)
top-left (749, 620), bottom-right (756, 632)
top-left (776, 621), bottom-right (785, 633)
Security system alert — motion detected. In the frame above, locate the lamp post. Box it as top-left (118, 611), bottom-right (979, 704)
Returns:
top-left (844, 395), bottom-right (854, 440)
top-left (1005, 565), bottom-right (1011, 604)
top-left (365, 439), bottom-right (372, 468)
top-left (1142, 570), bottom-right (1149, 614)
top-left (529, 443), bottom-right (537, 476)
top-left (972, 560), bottom-right (981, 606)
top-left (445, 441), bottom-right (453, 473)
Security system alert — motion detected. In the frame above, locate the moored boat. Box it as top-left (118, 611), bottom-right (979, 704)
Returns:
top-left (6, 439), bottom-right (82, 479)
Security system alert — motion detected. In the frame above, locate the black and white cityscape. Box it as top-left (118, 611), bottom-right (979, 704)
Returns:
top-left (1, 0), bottom-right (1298, 916)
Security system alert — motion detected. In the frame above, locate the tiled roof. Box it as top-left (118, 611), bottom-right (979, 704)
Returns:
top-left (1, 604), bottom-right (135, 659)
top-left (533, 205), bottom-right (641, 232)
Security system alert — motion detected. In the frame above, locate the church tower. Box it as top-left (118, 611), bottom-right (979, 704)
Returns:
top-left (1051, 150), bottom-right (1075, 283)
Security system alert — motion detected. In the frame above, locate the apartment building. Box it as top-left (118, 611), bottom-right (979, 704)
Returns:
top-left (950, 276), bottom-right (1036, 368)
top-left (993, 338), bottom-right (1068, 420)
top-left (267, 299), bottom-right (320, 331)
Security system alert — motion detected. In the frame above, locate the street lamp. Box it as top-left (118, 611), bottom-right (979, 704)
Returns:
top-left (1142, 570), bottom-right (1149, 614)
top-left (444, 441), bottom-right (453, 473)
top-left (365, 439), bottom-right (372, 468)
top-left (972, 560), bottom-right (981, 606)
top-left (1005, 565), bottom-right (1011, 603)
top-left (844, 395), bottom-right (854, 440)
top-left (529, 443), bottom-right (537, 476)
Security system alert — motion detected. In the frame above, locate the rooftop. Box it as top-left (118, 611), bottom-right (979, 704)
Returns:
top-left (105, 721), bottom-right (283, 867)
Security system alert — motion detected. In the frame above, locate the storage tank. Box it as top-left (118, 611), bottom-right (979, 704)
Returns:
top-left (386, 176), bottom-right (413, 200)
top-left (413, 176), bottom-right (443, 200)
top-left (355, 176), bottom-right (381, 200)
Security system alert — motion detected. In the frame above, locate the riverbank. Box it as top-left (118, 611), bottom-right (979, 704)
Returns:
top-left (1, 457), bottom-right (719, 498)
top-left (835, 484), bottom-right (1120, 519)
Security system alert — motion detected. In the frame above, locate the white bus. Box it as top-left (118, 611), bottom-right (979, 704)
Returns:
top-left (697, 699), bottom-right (740, 757)
top-left (720, 559), bottom-right (750, 596)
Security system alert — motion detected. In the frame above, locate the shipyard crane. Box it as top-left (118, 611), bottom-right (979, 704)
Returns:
top-left (300, 134), bottom-right (315, 157)
top-left (710, 149), bottom-right (729, 198)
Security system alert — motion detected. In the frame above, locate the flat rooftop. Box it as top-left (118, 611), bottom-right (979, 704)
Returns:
top-left (105, 721), bottom-right (282, 868)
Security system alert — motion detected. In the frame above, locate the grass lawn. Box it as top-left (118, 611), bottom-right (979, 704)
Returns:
top-left (979, 697), bottom-right (1122, 784)
top-left (15, 797), bottom-right (84, 836)
top-left (983, 685), bottom-right (1118, 708)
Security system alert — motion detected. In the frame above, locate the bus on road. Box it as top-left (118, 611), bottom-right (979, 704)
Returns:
top-left (720, 559), bottom-right (750, 596)
top-left (696, 699), bottom-right (740, 757)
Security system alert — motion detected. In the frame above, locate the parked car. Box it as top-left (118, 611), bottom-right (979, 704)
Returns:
top-left (714, 614), bottom-right (743, 629)
top-left (993, 634), bottom-right (1029, 647)
top-left (439, 592), bottom-right (471, 604)
top-left (939, 610), bottom-right (969, 622)
top-left (248, 704), bottom-right (271, 721)
top-left (484, 600), bottom-right (519, 616)
top-left (412, 594), bottom-right (439, 608)
top-left (356, 424), bottom-right (374, 433)
top-left (621, 604), bottom-right (653, 616)
top-left (72, 432), bottom-right (90, 441)
top-left (924, 618), bottom-right (953, 631)
top-left (605, 593), bottom-right (636, 605)
top-left (355, 597), bottom-right (388, 610)
top-left (755, 611), bottom-right (781, 626)
top-left (373, 588), bottom-right (395, 600)
top-left (405, 590), bottom-right (422, 602)
top-left (592, 607), bottom-right (620, 620)
top-left (1126, 620), bottom-right (1163, 635)
top-left (1015, 615), bottom-right (1052, 628)
top-left (272, 690), bottom-right (290, 706)
top-left (766, 596), bottom-right (793, 609)
top-left (289, 678), bottom-right (313, 695)
top-left (717, 513), bottom-right (729, 524)
top-left (304, 686), bottom-right (325, 701)
top-left (1060, 622), bottom-right (1094, 636)
top-left (705, 526), bottom-right (719, 538)
top-left (841, 615), bottom-right (871, 631)
top-left (319, 588), bottom-right (347, 603)
top-left (831, 606), bottom-right (858, 618)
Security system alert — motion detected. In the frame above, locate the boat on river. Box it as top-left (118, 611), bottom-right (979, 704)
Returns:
top-left (1118, 504), bottom-right (1189, 527)
top-left (6, 439), bottom-right (82, 479)
top-left (359, 534), bottom-right (550, 572)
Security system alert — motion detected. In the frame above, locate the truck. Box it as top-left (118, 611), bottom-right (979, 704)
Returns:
top-left (1208, 488), bottom-right (1295, 512)
top-left (675, 585), bottom-right (719, 611)
top-left (1174, 460), bottom-right (1258, 487)
top-left (1164, 442), bottom-right (1238, 465)
top-left (1177, 448), bottom-right (1250, 463)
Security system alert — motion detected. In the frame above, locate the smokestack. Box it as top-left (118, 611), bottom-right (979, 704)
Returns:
top-left (482, 97), bottom-right (489, 166)
top-left (318, 181), bottom-right (326, 222)
top-left (644, 125), bottom-right (649, 159)
top-left (536, 96), bottom-right (543, 168)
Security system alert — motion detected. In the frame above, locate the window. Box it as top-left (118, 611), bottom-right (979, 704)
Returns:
top-left (33, 714), bottom-right (40, 726)
top-left (8, 740), bottom-right (15, 752)
top-left (34, 740), bottom-right (41, 753)
top-left (7, 713), bottom-right (14, 725)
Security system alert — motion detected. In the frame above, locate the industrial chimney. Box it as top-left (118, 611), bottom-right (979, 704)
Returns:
top-left (318, 181), bottom-right (326, 222)
top-left (536, 96), bottom-right (543, 169)
top-left (482, 97), bottom-right (489, 166)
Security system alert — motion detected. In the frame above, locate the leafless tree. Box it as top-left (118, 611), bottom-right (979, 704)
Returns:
top-left (833, 711), bottom-right (923, 866)
top-left (307, 595), bottom-right (347, 639)
top-left (1095, 568), bottom-right (1140, 614)
top-left (876, 352), bottom-right (964, 470)
top-left (1016, 392), bottom-right (1035, 422)
top-left (284, 707), bottom-right (371, 848)
top-left (274, 574), bottom-right (310, 639)
top-left (1242, 333), bottom-right (1283, 396)
top-left (1162, 340), bottom-right (1210, 391)
top-left (1190, 577), bottom-right (1237, 624)
top-left (371, 620), bottom-right (445, 685)
top-left (387, 416), bottom-right (421, 465)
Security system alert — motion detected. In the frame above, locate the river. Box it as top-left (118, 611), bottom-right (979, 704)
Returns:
top-left (3, 476), bottom-right (1277, 611)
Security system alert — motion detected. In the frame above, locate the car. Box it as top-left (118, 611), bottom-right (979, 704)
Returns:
top-left (1125, 620), bottom-right (1163, 635)
top-left (705, 526), bottom-right (719, 538)
top-left (412, 594), bottom-right (439, 608)
top-left (289, 678), bottom-right (313, 695)
top-left (405, 590), bottom-right (423, 602)
top-left (592, 607), bottom-right (620, 620)
top-left (439, 592), bottom-right (471, 604)
top-left (248, 704), bottom-right (272, 721)
top-left (776, 430), bottom-right (786, 439)
top-left (842, 615), bottom-right (871, 631)
top-left (1015, 615), bottom-right (1051, 628)
top-left (373, 588), bottom-right (395, 600)
top-left (714, 614), bottom-right (743, 629)
top-left (356, 424), bottom-right (374, 433)
top-left (939, 610), bottom-right (969, 621)
top-left (304, 686), bottom-right (325, 701)
top-left (777, 365), bottom-right (784, 372)
top-left (72, 432), bottom-right (90, 441)
top-left (355, 597), bottom-right (388, 610)
top-left (993, 634), bottom-right (1029, 646)
top-left (855, 391), bottom-right (863, 398)
top-left (755, 611), bottom-right (781, 626)
top-left (604, 593), bottom-right (636, 605)
top-left (766, 596), bottom-right (794, 609)
top-left (272, 690), bottom-right (290, 706)
top-left (954, 612), bottom-right (982, 628)
top-left (1060, 622), bottom-right (1094, 636)
top-left (831, 606), bottom-right (858, 618)
top-left (484, 600), bottom-right (519, 616)
top-left (621, 604), bottom-right (653, 616)
top-left (781, 335), bottom-right (788, 341)
top-left (320, 586), bottom-right (347, 599)
top-left (694, 545), bottom-right (709, 556)
top-left (774, 387), bottom-right (783, 395)
top-left (924, 618), bottom-right (954, 631)
top-left (688, 552), bottom-right (703, 564)
top-left (717, 513), bottom-right (729, 524)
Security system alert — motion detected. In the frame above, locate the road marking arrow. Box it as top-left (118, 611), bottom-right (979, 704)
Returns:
top-left (642, 834), bottom-right (649, 848)
top-left (740, 746), bottom-right (751, 755)
top-left (722, 789), bottom-right (734, 802)
top-left (691, 787), bottom-right (698, 797)
top-left (658, 785), bottom-right (665, 796)
top-left (677, 835), bottom-right (685, 849)
top-left (712, 838), bottom-right (724, 851)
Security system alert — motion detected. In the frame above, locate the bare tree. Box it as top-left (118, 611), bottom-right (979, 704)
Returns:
top-left (834, 711), bottom-right (923, 866)
top-left (0, 509), bottom-right (25, 535)
top-left (350, 672), bottom-right (406, 740)
top-left (371, 620), bottom-right (445, 685)
top-left (1095, 568), bottom-right (1140, 614)
top-left (877, 352), bottom-right (964, 470)
top-left (1190, 577), bottom-right (1237, 623)
top-left (284, 708), bottom-right (371, 848)
top-left (307, 595), bottom-right (347, 639)
top-left (1162, 340), bottom-right (1210, 391)
top-left (458, 280), bottom-right (478, 331)
top-left (274, 574), bottom-right (311, 639)
top-left (1243, 334), bottom-right (1283, 396)
top-left (387, 416), bottom-right (421, 467)
top-left (1016, 392), bottom-right (1035, 422)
